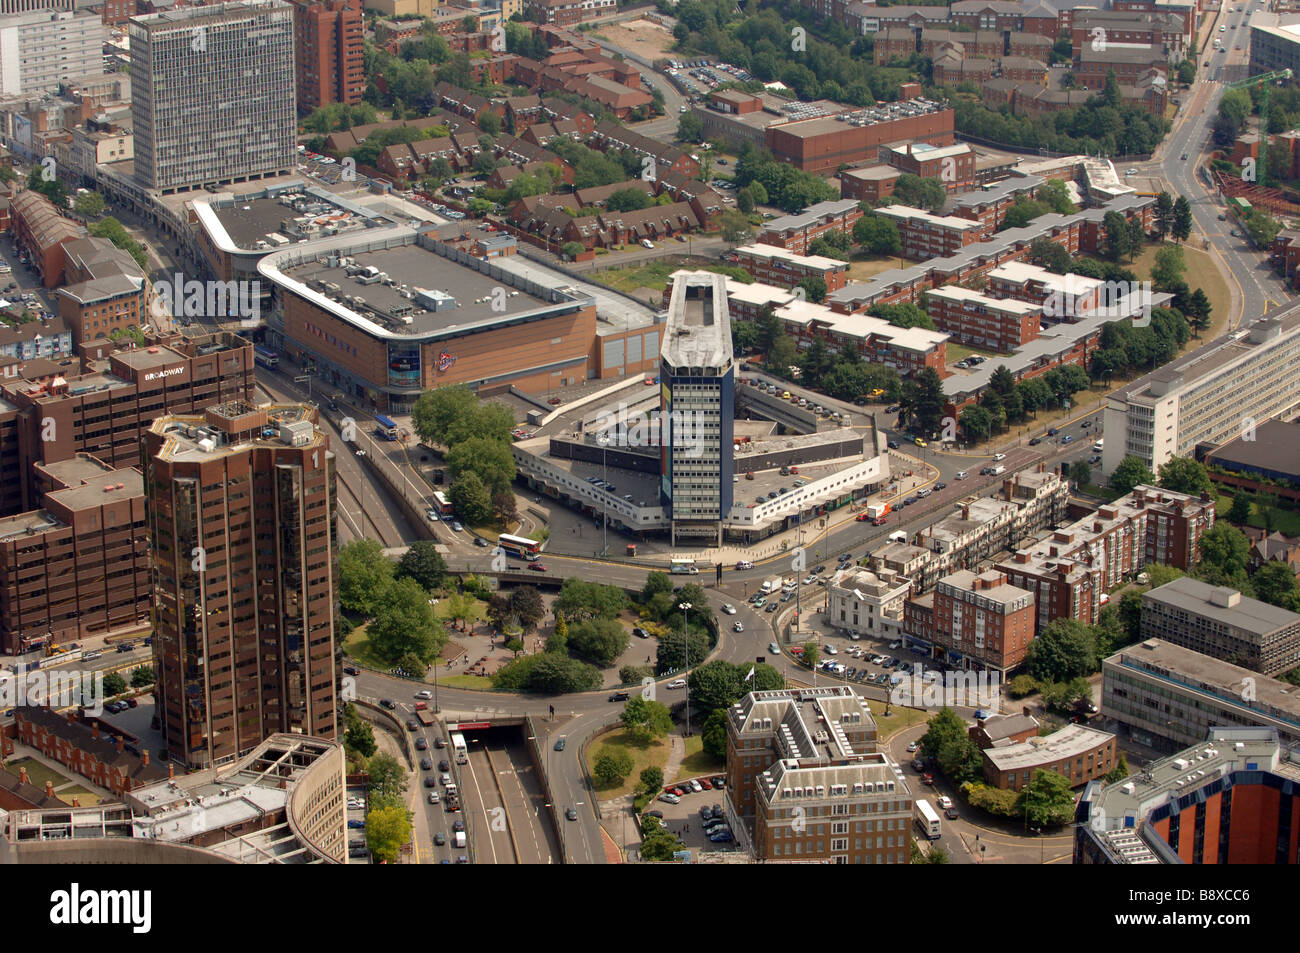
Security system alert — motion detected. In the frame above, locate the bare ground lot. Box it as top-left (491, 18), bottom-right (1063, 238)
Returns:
top-left (591, 18), bottom-right (675, 61)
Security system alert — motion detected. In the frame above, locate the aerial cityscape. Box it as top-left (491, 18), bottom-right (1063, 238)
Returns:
top-left (0, 0), bottom-right (1299, 890)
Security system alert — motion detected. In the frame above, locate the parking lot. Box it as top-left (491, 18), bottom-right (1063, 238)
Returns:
top-left (648, 775), bottom-right (743, 854)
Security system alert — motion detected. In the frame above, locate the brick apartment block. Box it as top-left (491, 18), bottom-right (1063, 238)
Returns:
top-left (925, 285), bottom-right (1043, 352)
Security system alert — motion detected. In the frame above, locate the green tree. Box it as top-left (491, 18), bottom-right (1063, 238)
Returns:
top-left (593, 749), bottom-right (635, 786)
top-left (1110, 456), bottom-right (1156, 495)
top-left (1026, 619), bottom-right (1098, 681)
top-left (1028, 236), bottom-right (1072, 273)
top-left (367, 752), bottom-right (408, 804)
top-left (1157, 457), bottom-right (1211, 495)
top-left (1172, 196), bottom-right (1193, 242)
top-left (1154, 192), bottom-right (1175, 240)
top-left (1038, 178), bottom-right (1076, 215)
top-left (1197, 523), bottom-right (1252, 579)
top-left (365, 804), bottom-right (412, 861)
top-left (73, 190), bottom-right (106, 219)
top-left (641, 571), bottom-right (672, 601)
top-left (1070, 460), bottom-right (1092, 487)
top-left (1226, 493), bottom-right (1253, 525)
top-left (701, 708), bottom-right (728, 759)
top-left (720, 208), bottom-right (755, 244)
top-left (801, 641), bottom-right (819, 669)
top-left (449, 471), bottom-right (493, 526)
top-left (130, 665), bottom-right (156, 688)
top-left (339, 538), bottom-right (394, 615)
top-left (606, 187), bottom-right (651, 212)
top-left (344, 709), bottom-right (377, 758)
top-left (796, 276), bottom-right (827, 304)
top-left (655, 630), bottom-right (710, 674)
top-left (567, 618), bottom-right (630, 666)
top-left (1151, 244), bottom-right (1186, 291)
top-left (1253, 560), bottom-right (1300, 611)
top-left (891, 173), bottom-right (947, 212)
top-left (508, 586), bottom-right (545, 633)
top-left (367, 576), bottom-right (444, 665)
top-left (677, 110), bottom-right (703, 143)
top-left (640, 766), bottom-right (665, 794)
top-left (103, 672), bottom-right (127, 696)
top-left (395, 540), bottom-right (447, 591)
top-left (853, 214), bottom-right (902, 255)
top-left (959, 405), bottom-right (992, 443)
top-left (560, 241), bottom-right (584, 260)
top-left (1016, 769), bottom-right (1076, 828)
top-left (555, 578), bottom-right (627, 622)
top-left (622, 697), bottom-right (674, 743)
top-left (412, 384), bottom-right (513, 447)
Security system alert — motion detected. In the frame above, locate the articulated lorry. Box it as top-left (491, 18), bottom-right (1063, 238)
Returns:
top-left (866, 502), bottom-right (891, 525)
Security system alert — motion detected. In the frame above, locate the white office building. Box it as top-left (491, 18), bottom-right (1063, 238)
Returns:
top-left (129, 0), bottom-right (297, 193)
top-left (0, 10), bottom-right (105, 96)
top-left (1103, 303), bottom-right (1300, 473)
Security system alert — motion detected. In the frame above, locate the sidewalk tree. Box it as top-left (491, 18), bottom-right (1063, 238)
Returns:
top-left (1172, 196), bottom-right (1193, 242)
top-left (641, 571), bottom-right (672, 601)
top-left (801, 641), bottom-right (819, 669)
top-left (701, 708), bottom-right (728, 758)
top-left (130, 665), bottom-right (156, 688)
top-left (367, 752), bottom-right (408, 804)
top-left (1070, 460), bottom-right (1091, 487)
top-left (344, 710), bottom-right (377, 758)
top-left (449, 471), bottom-right (493, 526)
top-left (73, 190), bottom-right (106, 219)
top-left (103, 672), bottom-right (127, 696)
top-left (919, 707), bottom-right (967, 760)
top-left (508, 586), bottom-right (545, 632)
top-left (1016, 769), bottom-right (1076, 828)
top-left (622, 697), bottom-right (674, 743)
top-left (1110, 455), bottom-right (1156, 495)
top-left (365, 804), bottom-right (412, 862)
top-left (959, 405), bottom-right (992, 443)
top-left (1153, 191), bottom-right (1174, 239)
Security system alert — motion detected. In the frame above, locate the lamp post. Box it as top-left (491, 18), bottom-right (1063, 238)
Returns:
top-left (679, 601), bottom-right (692, 737)
top-left (597, 434), bottom-right (610, 557)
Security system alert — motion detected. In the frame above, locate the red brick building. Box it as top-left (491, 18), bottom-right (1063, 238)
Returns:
top-left (982, 723), bottom-right (1117, 791)
top-left (726, 244), bottom-right (850, 293)
top-left (10, 190), bottom-right (83, 289)
top-left (905, 568), bottom-right (1036, 675)
top-left (766, 108), bottom-right (955, 177)
top-left (16, 708), bottom-right (170, 798)
top-left (758, 199), bottom-right (863, 255)
top-left (291, 0), bottom-right (364, 113)
top-left (874, 205), bottom-right (993, 260)
top-left (839, 166), bottom-right (901, 204)
top-left (879, 142), bottom-right (976, 193)
top-left (925, 285), bottom-right (1042, 352)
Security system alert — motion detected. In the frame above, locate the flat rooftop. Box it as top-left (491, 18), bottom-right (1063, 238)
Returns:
top-left (112, 344), bottom-right (190, 372)
top-left (46, 468), bottom-right (142, 512)
top-left (984, 723), bottom-right (1114, 771)
top-left (662, 272), bottom-right (732, 371)
top-left (151, 404), bottom-right (325, 463)
top-left (1144, 577), bottom-right (1300, 635)
top-left (1107, 639), bottom-right (1300, 730)
top-left (283, 242), bottom-right (553, 338)
top-left (1208, 418), bottom-right (1300, 478)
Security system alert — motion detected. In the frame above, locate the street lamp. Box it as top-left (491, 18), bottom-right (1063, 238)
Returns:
top-left (679, 601), bottom-right (693, 737)
top-left (597, 434), bottom-right (610, 558)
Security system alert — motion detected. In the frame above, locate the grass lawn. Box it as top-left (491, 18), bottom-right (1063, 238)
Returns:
top-left (675, 734), bottom-right (724, 781)
top-left (1128, 242), bottom-right (1232, 342)
top-left (4, 758), bottom-right (75, 791)
top-left (591, 258), bottom-right (752, 294)
top-left (432, 598), bottom-right (486, 624)
top-left (865, 700), bottom-right (928, 738)
top-left (1215, 491), bottom-right (1300, 535)
top-left (846, 254), bottom-right (906, 281)
top-left (439, 673), bottom-right (495, 691)
top-left (588, 728), bottom-right (671, 799)
top-left (58, 785), bottom-right (103, 806)
top-left (341, 623), bottom-right (390, 671)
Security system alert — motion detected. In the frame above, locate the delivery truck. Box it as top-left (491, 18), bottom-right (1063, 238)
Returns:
top-left (866, 502), bottom-right (891, 525)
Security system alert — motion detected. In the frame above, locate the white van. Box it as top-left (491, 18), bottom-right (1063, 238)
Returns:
top-left (888, 530), bottom-right (907, 544)
top-left (954, 470), bottom-right (969, 480)
top-left (454, 830), bottom-right (466, 848)
top-left (989, 465), bottom-right (1006, 476)
top-left (1093, 439), bottom-right (1104, 452)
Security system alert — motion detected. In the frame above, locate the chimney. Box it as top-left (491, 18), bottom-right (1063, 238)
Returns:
top-left (962, 504), bottom-right (970, 520)
top-left (142, 749), bottom-right (150, 767)
top-left (72, 797), bottom-right (81, 808)
top-left (92, 723), bottom-right (100, 739)
top-left (117, 736), bottom-right (125, 753)
top-left (67, 709), bottom-right (76, 724)
top-left (19, 767), bottom-right (29, 785)
top-left (1015, 551), bottom-right (1030, 563)
top-left (44, 780), bottom-right (54, 798)
top-left (1022, 705), bottom-right (1032, 717)
top-left (168, 763), bottom-right (175, 781)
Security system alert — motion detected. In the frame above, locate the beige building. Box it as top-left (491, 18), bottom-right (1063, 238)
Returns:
top-left (362, 0), bottom-right (438, 16)
top-left (828, 566), bottom-right (911, 642)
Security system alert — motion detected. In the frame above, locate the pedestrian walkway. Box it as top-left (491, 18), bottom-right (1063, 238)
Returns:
top-left (662, 733), bottom-right (686, 784)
